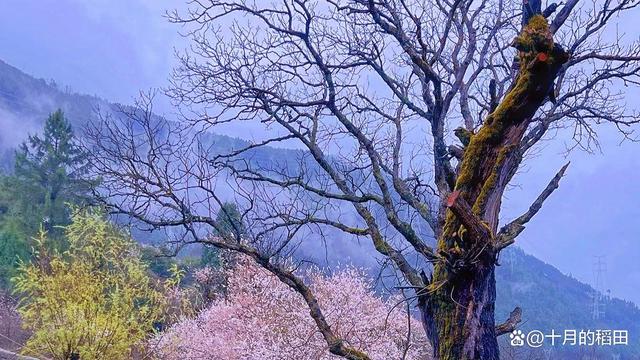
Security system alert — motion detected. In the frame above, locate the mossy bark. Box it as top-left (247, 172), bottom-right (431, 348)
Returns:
top-left (420, 264), bottom-right (498, 360)
top-left (419, 16), bottom-right (569, 360)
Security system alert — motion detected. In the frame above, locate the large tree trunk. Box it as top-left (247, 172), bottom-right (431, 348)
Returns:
top-left (420, 264), bottom-right (498, 360)
top-left (418, 15), bottom-right (569, 360)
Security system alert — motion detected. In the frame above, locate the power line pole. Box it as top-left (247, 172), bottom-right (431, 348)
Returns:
top-left (591, 255), bottom-right (607, 320)
top-left (502, 248), bottom-right (517, 274)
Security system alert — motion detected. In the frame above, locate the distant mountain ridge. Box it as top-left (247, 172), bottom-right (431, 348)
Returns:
top-left (496, 247), bottom-right (639, 358)
top-left (1, 59), bottom-right (638, 359)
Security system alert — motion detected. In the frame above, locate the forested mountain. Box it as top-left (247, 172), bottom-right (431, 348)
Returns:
top-left (496, 247), bottom-right (639, 358)
top-left (1, 59), bottom-right (638, 358)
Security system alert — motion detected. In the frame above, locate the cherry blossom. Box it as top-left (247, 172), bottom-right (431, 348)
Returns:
top-left (153, 258), bottom-right (431, 359)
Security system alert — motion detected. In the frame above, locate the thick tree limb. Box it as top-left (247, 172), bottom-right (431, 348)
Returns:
top-left (496, 162), bottom-right (570, 250)
top-left (489, 79), bottom-right (499, 113)
top-left (445, 190), bottom-right (492, 243)
top-left (448, 145), bottom-right (464, 161)
top-left (495, 307), bottom-right (523, 336)
top-left (454, 39), bottom-right (570, 230)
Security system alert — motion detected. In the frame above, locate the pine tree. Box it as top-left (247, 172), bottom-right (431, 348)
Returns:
top-left (0, 110), bottom-right (92, 286)
top-left (200, 202), bottom-right (244, 268)
top-left (12, 110), bottom-right (90, 234)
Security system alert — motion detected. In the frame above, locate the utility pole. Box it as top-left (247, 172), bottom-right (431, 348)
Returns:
top-left (591, 255), bottom-right (607, 320)
top-left (502, 247), bottom-right (517, 275)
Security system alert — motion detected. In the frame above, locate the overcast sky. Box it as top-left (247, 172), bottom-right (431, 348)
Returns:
top-left (0, 0), bottom-right (181, 112)
top-left (0, 0), bottom-right (638, 305)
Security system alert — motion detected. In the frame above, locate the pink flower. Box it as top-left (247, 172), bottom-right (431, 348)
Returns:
top-left (194, 266), bottom-right (215, 284)
top-left (152, 257), bottom-right (431, 359)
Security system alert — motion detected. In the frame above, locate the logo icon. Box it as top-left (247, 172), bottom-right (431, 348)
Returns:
top-left (510, 330), bottom-right (525, 346)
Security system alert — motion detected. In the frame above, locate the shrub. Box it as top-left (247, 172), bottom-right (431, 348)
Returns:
top-left (13, 209), bottom-right (166, 360)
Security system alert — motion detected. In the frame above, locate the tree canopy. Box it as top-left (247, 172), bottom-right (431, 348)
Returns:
top-left (13, 209), bottom-right (165, 360)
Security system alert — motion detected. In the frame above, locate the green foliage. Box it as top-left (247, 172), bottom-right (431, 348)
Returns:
top-left (215, 202), bottom-right (245, 238)
top-left (11, 109), bottom-right (91, 237)
top-left (0, 230), bottom-right (29, 288)
top-left (201, 246), bottom-right (221, 268)
top-left (140, 245), bottom-right (178, 279)
top-left (12, 209), bottom-right (166, 360)
top-left (0, 110), bottom-right (92, 287)
top-left (201, 202), bottom-right (244, 268)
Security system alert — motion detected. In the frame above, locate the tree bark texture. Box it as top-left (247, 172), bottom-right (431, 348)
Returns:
top-left (419, 15), bottom-right (569, 360)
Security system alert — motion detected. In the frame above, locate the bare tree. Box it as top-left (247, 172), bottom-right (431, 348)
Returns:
top-left (86, 0), bottom-right (640, 359)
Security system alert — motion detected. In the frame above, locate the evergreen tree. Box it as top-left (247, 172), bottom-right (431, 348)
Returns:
top-left (0, 230), bottom-right (29, 288)
top-left (0, 110), bottom-right (92, 286)
top-left (201, 202), bottom-right (244, 268)
top-left (12, 109), bottom-right (90, 235)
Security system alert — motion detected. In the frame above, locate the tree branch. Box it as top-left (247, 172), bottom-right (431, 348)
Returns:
top-left (208, 237), bottom-right (372, 360)
top-left (495, 307), bottom-right (523, 336)
top-left (550, 0), bottom-right (580, 33)
top-left (496, 162), bottom-right (570, 250)
top-left (445, 190), bottom-right (492, 243)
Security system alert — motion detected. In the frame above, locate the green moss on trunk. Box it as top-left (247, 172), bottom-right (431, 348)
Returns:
top-left (424, 15), bottom-right (569, 360)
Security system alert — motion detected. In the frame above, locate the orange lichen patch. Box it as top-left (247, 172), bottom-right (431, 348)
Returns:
top-left (446, 191), bottom-right (461, 208)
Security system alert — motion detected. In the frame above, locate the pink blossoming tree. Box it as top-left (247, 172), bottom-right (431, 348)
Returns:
top-left (152, 257), bottom-right (431, 360)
